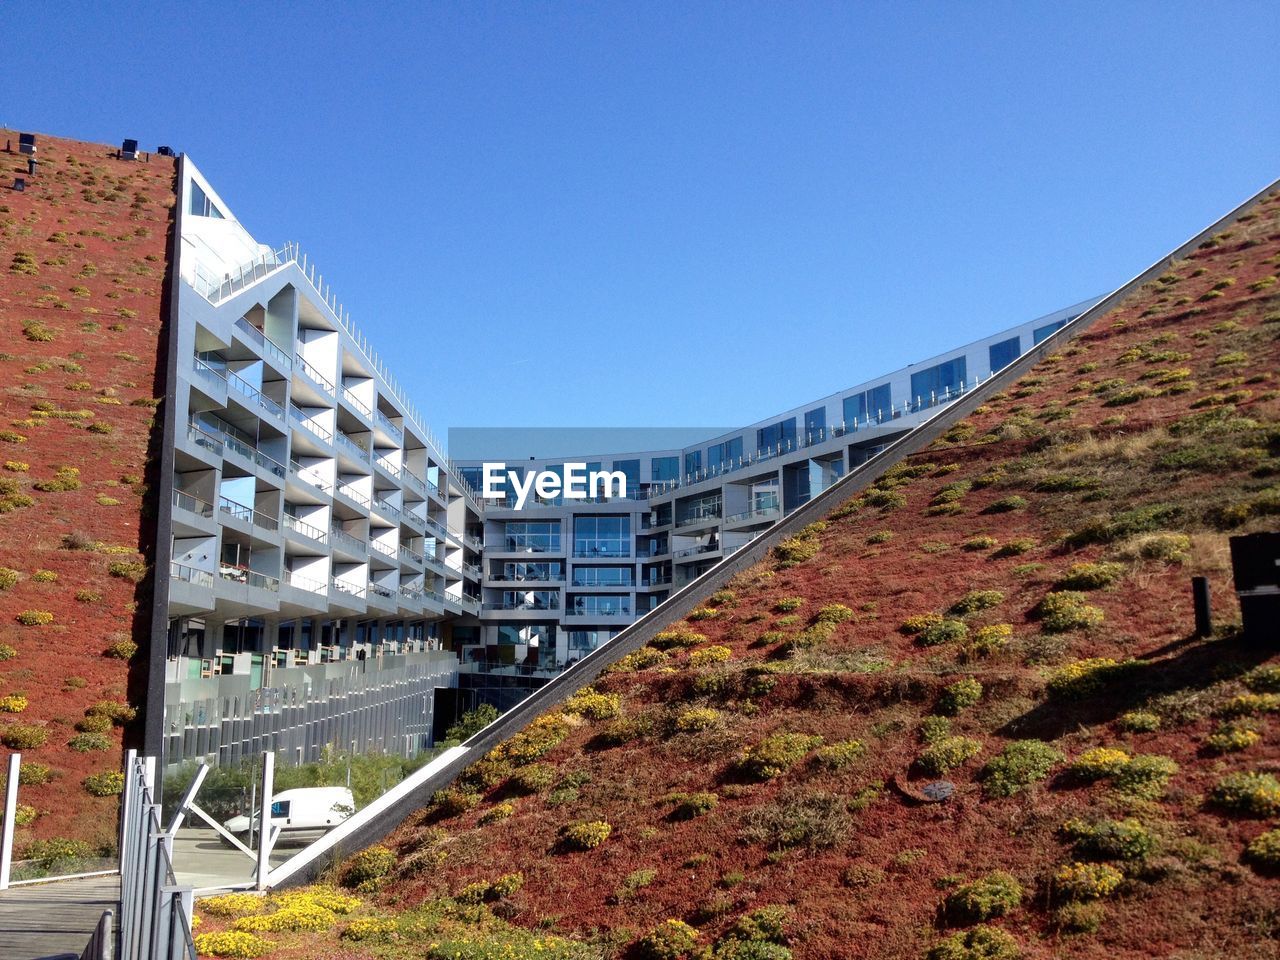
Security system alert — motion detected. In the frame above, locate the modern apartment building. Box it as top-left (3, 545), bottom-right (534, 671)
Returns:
top-left (452, 296), bottom-right (1091, 677)
top-left (159, 156), bottom-right (1093, 757)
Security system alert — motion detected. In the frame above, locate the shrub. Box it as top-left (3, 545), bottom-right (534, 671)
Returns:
top-left (741, 787), bottom-right (851, 850)
top-left (0, 694), bottom-right (28, 713)
top-left (0, 568), bottom-right (18, 590)
top-left (774, 536), bottom-right (820, 567)
top-left (1114, 755), bottom-right (1178, 799)
top-left (918, 736), bottom-right (982, 775)
top-left (17, 762), bottom-right (52, 785)
top-left (1243, 666), bottom-right (1280, 693)
top-left (652, 628), bottom-right (707, 650)
top-left (1061, 818), bottom-right (1154, 861)
top-left (68, 732), bottom-right (112, 752)
top-left (15, 610), bottom-right (54, 626)
top-left (970, 624), bottom-right (1013, 656)
top-left (925, 925), bottom-right (1020, 960)
top-left (30, 569), bottom-right (56, 583)
top-left (432, 786), bottom-right (481, 817)
top-left (0, 725), bottom-right (48, 749)
top-left (1215, 693), bottom-right (1280, 718)
top-left (233, 902), bottom-right (337, 933)
top-left (491, 713), bottom-right (571, 764)
top-left (87, 700), bottom-right (136, 724)
top-left (943, 871), bottom-right (1023, 924)
top-left (562, 689), bottom-right (621, 721)
top-left (949, 590), bottom-right (1004, 615)
top-left (670, 791), bottom-right (719, 820)
top-left (1052, 901), bottom-right (1105, 935)
top-left (83, 771), bottom-right (125, 797)
top-left (1070, 747), bottom-right (1131, 781)
top-left (920, 715), bottom-right (952, 744)
top-left (597, 714), bottom-right (652, 747)
top-left (901, 612), bottom-right (943, 635)
top-left (1245, 829), bottom-right (1280, 872)
top-left (688, 607), bottom-right (720, 622)
top-left (812, 739), bottom-right (864, 770)
top-left (76, 714), bottom-right (112, 734)
top-left (636, 919), bottom-right (700, 960)
top-left (106, 637), bottom-right (138, 659)
top-left (479, 802), bottom-right (515, 825)
top-left (198, 893), bottom-right (267, 917)
top-left (919, 619), bottom-right (969, 647)
top-left (1047, 658), bottom-right (1137, 698)
top-left (815, 603), bottom-right (854, 623)
top-left (340, 916), bottom-right (396, 942)
top-left (865, 489), bottom-right (907, 511)
top-left (963, 535), bottom-right (998, 551)
top-left (931, 480), bottom-right (973, 506)
top-left (341, 845), bottom-right (396, 890)
top-left (939, 678), bottom-right (983, 715)
top-left (193, 931), bottom-right (274, 958)
top-left (609, 647), bottom-right (668, 672)
top-left (691, 645), bottom-right (732, 668)
top-left (775, 597), bottom-right (804, 612)
top-left (983, 495), bottom-right (1027, 514)
top-left (866, 530), bottom-right (894, 544)
top-left (992, 537), bottom-right (1036, 557)
top-left (676, 707), bottom-right (722, 733)
top-left (560, 820), bottom-right (611, 850)
top-left (1057, 561), bottom-right (1125, 591)
top-left (982, 740), bottom-right (1062, 797)
top-left (1035, 591), bottom-right (1104, 632)
top-left (1054, 861), bottom-right (1123, 900)
top-left (510, 763), bottom-right (556, 794)
top-left (1205, 721), bottom-right (1261, 753)
top-left (739, 733), bottom-right (823, 780)
top-left (32, 466), bottom-right (81, 492)
top-left (0, 642), bottom-right (15, 661)
top-left (108, 560), bottom-right (146, 582)
top-left (1117, 710), bottom-right (1161, 733)
top-left (1211, 772), bottom-right (1280, 816)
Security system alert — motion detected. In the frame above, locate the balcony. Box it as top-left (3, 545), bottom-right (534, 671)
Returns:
top-left (675, 510), bottom-right (722, 529)
top-left (640, 575), bottom-right (672, 588)
top-left (375, 408), bottom-right (403, 443)
top-left (483, 599), bottom-right (561, 613)
top-left (724, 504), bottom-right (781, 526)
top-left (370, 540), bottom-right (398, 561)
top-left (288, 459), bottom-right (330, 495)
top-left (190, 356), bottom-right (227, 393)
top-left (218, 564), bottom-right (280, 592)
top-left (295, 353), bottom-right (336, 396)
top-left (398, 545), bottom-right (424, 565)
top-left (372, 497), bottom-right (402, 521)
top-left (288, 404), bottom-right (333, 444)
top-left (329, 526), bottom-right (367, 555)
top-left (570, 577), bottom-right (635, 589)
top-left (227, 370), bottom-right (285, 420)
top-left (571, 547), bottom-right (631, 559)
top-left (234, 317), bottom-right (292, 371)
top-left (367, 582), bottom-right (397, 609)
top-left (185, 421), bottom-right (224, 459)
top-left (283, 513), bottom-right (327, 544)
top-left (341, 386), bottom-right (373, 419)
top-left (170, 561), bottom-right (214, 589)
top-left (335, 430), bottom-right (370, 462)
top-left (674, 543), bottom-right (721, 559)
top-left (565, 601), bottom-right (632, 618)
top-left (217, 496), bottom-right (280, 532)
top-left (172, 488), bottom-right (214, 519)
top-left (335, 482), bottom-right (372, 509)
top-left (282, 569), bottom-right (327, 595)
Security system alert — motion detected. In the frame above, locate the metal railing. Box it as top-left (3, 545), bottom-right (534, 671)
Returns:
top-left (218, 496), bottom-right (279, 532)
top-left (283, 513), bottom-right (328, 543)
top-left (341, 385), bottom-right (373, 418)
top-left (331, 578), bottom-right (368, 600)
top-left (218, 564), bottom-right (281, 591)
top-left (329, 526), bottom-right (367, 553)
top-left (288, 459), bottom-right (331, 493)
top-left (234, 317), bottom-right (293, 371)
top-left (336, 483), bottom-right (372, 508)
top-left (335, 430), bottom-right (370, 461)
top-left (283, 569), bottom-right (327, 594)
top-left (170, 561), bottom-right (214, 588)
top-left (289, 403), bottom-right (333, 443)
top-left (228, 369), bottom-right (285, 420)
top-left (294, 353), bottom-right (336, 396)
top-left (118, 752), bottom-right (197, 960)
top-left (172, 488), bottom-right (213, 518)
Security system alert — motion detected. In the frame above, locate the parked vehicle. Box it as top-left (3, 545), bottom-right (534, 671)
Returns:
top-left (223, 786), bottom-right (355, 844)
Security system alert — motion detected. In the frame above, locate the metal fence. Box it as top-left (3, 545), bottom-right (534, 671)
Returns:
top-left (118, 752), bottom-right (196, 960)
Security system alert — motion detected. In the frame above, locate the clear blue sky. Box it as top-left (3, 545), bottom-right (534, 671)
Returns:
top-left (8, 2), bottom-right (1277, 442)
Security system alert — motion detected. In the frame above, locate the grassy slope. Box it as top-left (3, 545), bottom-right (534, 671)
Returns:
top-left (0, 131), bottom-right (174, 848)
top-left (322, 188), bottom-right (1280, 960)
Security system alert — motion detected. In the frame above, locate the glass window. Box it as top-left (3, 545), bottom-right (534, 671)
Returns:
top-left (651, 456), bottom-right (678, 482)
top-left (756, 418), bottom-right (797, 454)
top-left (909, 356), bottom-right (968, 404)
top-left (612, 459), bottom-right (640, 496)
top-left (706, 436), bottom-right (743, 475)
top-left (572, 565), bottom-right (634, 587)
top-left (189, 181), bottom-right (225, 219)
top-left (573, 515), bottom-right (631, 557)
top-left (804, 407), bottom-right (826, 440)
top-left (843, 382), bottom-right (892, 425)
top-left (459, 466), bottom-right (482, 491)
top-left (501, 561), bottom-right (562, 582)
top-left (567, 629), bottom-right (621, 653)
top-left (988, 336), bottom-right (1021, 372)
top-left (503, 521), bottom-right (561, 552)
top-left (684, 450), bottom-right (701, 479)
top-left (270, 800), bottom-right (291, 817)
top-left (568, 594), bottom-right (632, 617)
top-left (501, 590), bottom-right (558, 610)
top-left (1033, 319), bottom-right (1068, 344)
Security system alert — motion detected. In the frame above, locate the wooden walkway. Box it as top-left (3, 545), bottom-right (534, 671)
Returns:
top-left (0, 875), bottom-right (118, 960)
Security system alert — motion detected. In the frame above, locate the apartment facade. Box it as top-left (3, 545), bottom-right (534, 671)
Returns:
top-left (159, 157), bottom-right (1093, 760)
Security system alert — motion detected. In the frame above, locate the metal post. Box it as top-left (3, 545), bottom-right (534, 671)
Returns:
top-left (1192, 576), bottom-right (1212, 636)
top-left (0, 752), bottom-right (21, 890)
top-left (255, 751), bottom-right (274, 889)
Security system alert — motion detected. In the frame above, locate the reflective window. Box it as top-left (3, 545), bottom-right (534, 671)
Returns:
top-left (572, 565), bottom-right (634, 587)
top-left (756, 418), bottom-right (797, 454)
top-left (569, 594), bottom-right (632, 617)
top-left (501, 561), bottom-right (562, 582)
top-left (1033, 319), bottom-right (1068, 344)
top-left (500, 590), bottom-right (558, 610)
top-left (989, 336), bottom-right (1021, 372)
top-left (189, 181), bottom-right (226, 219)
top-left (707, 436), bottom-right (743, 474)
top-left (502, 521), bottom-right (561, 552)
top-left (270, 800), bottom-right (291, 817)
top-left (651, 456), bottom-right (679, 482)
top-left (909, 356), bottom-right (968, 403)
top-left (804, 407), bottom-right (826, 440)
top-left (843, 383), bottom-right (892, 425)
top-left (573, 515), bottom-right (631, 557)
top-left (567, 629), bottom-right (621, 653)
top-left (684, 450), bottom-right (701, 478)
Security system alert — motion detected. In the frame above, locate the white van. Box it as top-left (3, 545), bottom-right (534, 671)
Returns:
top-left (223, 786), bottom-right (355, 844)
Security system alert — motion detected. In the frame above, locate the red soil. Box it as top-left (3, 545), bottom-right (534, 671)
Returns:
top-left (0, 130), bottom-right (175, 848)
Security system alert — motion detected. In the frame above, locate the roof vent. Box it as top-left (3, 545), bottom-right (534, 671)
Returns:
top-left (12, 178), bottom-right (26, 193)
top-left (156, 145), bottom-right (176, 157)
top-left (120, 138), bottom-right (138, 161)
top-left (17, 133), bottom-right (36, 156)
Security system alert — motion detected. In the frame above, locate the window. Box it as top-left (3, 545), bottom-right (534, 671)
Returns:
top-left (613, 459), bottom-right (640, 496)
top-left (572, 566), bottom-right (633, 587)
top-left (909, 356), bottom-right (967, 404)
top-left (804, 407), bottom-right (826, 440)
top-left (569, 595), bottom-right (632, 617)
top-left (567, 629), bottom-right (621, 653)
top-left (756, 418), bottom-right (797, 454)
top-left (707, 436), bottom-right (743, 474)
top-left (842, 383), bottom-right (892, 425)
top-left (651, 456), bottom-right (679, 482)
top-left (503, 521), bottom-right (560, 552)
top-left (459, 466), bottom-right (483, 491)
top-left (1033, 319), bottom-right (1068, 344)
top-left (501, 561), bottom-right (562, 582)
top-left (270, 800), bottom-right (291, 818)
top-left (988, 336), bottom-right (1020, 372)
top-left (684, 450), bottom-right (701, 479)
top-left (501, 590), bottom-right (558, 610)
top-left (573, 515), bottom-right (631, 557)
top-left (188, 181), bottom-right (225, 219)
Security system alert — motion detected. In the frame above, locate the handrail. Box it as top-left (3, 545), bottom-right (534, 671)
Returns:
top-left (335, 429), bottom-right (370, 461)
top-left (341, 385), bottom-right (373, 418)
top-left (329, 526), bottom-right (367, 553)
top-left (234, 316), bottom-right (293, 370)
top-left (294, 353), bottom-right (336, 396)
top-left (283, 513), bottom-right (327, 543)
top-left (288, 459), bottom-right (331, 493)
top-left (283, 570), bottom-right (327, 594)
top-left (170, 561), bottom-right (214, 588)
top-left (228, 369), bottom-right (285, 419)
top-left (289, 404), bottom-right (333, 443)
top-left (331, 578), bottom-right (367, 600)
top-left (172, 488), bottom-right (213, 517)
top-left (218, 496), bottom-right (279, 531)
